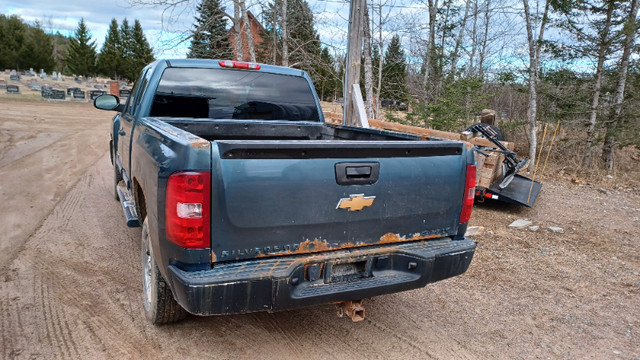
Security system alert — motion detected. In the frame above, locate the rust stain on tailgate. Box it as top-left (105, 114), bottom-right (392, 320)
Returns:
top-left (222, 232), bottom-right (446, 263)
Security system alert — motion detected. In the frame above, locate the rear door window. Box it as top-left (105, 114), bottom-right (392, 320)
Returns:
top-left (149, 68), bottom-right (320, 121)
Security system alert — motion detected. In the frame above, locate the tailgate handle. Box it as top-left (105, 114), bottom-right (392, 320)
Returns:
top-left (335, 162), bottom-right (380, 185)
top-left (346, 166), bottom-right (371, 178)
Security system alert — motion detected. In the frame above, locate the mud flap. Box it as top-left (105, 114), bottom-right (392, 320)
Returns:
top-left (482, 174), bottom-right (542, 207)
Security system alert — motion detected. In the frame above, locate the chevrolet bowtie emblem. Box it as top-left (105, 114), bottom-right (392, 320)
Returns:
top-left (336, 194), bottom-right (376, 211)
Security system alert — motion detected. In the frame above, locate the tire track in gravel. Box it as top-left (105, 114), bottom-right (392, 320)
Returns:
top-left (2, 155), bottom-right (161, 359)
top-left (39, 274), bottom-right (78, 359)
top-left (0, 98), bottom-right (112, 277)
top-left (1, 291), bottom-right (17, 359)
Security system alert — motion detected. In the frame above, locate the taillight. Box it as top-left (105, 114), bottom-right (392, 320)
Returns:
top-left (165, 171), bottom-right (211, 249)
top-left (218, 60), bottom-right (261, 70)
top-left (459, 164), bottom-right (476, 223)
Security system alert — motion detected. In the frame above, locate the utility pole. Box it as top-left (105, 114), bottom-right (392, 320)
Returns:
top-left (343, 0), bottom-right (365, 126)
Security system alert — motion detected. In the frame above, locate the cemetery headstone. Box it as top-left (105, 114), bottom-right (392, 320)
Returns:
top-left (94, 84), bottom-right (103, 90)
top-left (41, 88), bottom-right (65, 100)
top-left (67, 87), bottom-right (80, 95)
top-left (52, 71), bottom-right (58, 80)
top-left (90, 90), bottom-right (106, 100)
top-left (0, 80), bottom-right (6, 89)
top-left (40, 72), bottom-right (46, 80)
top-left (31, 84), bottom-right (41, 91)
top-left (73, 89), bottom-right (86, 100)
top-left (9, 74), bottom-right (20, 81)
top-left (119, 89), bottom-right (131, 98)
top-left (6, 85), bottom-right (20, 94)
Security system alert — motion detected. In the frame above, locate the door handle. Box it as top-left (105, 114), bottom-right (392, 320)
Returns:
top-left (118, 129), bottom-right (126, 136)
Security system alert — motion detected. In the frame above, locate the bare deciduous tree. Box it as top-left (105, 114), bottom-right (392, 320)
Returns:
top-left (281, 0), bottom-right (289, 66)
top-left (363, 0), bottom-right (375, 119)
top-left (239, 0), bottom-right (255, 62)
top-left (522, 0), bottom-right (550, 172)
top-left (602, 0), bottom-right (639, 170)
top-left (581, 1), bottom-right (615, 169)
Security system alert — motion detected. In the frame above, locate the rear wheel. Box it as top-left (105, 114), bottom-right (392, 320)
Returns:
top-left (141, 216), bottom-right (187, 325)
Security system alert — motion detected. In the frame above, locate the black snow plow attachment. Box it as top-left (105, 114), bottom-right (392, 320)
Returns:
top-left (468, 123), bottom-right (542, 207)
top-left (477, 174), bottom-right (542, 207)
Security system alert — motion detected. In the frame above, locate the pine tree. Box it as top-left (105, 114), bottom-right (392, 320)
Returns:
top-left (66, 18), bottom-right (97, 77)
top-left (316, 47), bottom-right (339, 101)
top-left (119, 19), bottom-right (135, 80)
top-left (261, 0), bottom-right (322, 78)
top-left (97, 19), bottom-right (122, 79)
top-left (287, 0), bottom-right (321, 75)
top-left (187, 0), bottom-right (232, 59)
top-left (0, 15), bottom-right (28, 70)
top-left (27, 22), bottom-right (56, 72)
top-left (381, 35), bottom-right (407, 102)
top-left (131, 20), bottom-right (155, 76)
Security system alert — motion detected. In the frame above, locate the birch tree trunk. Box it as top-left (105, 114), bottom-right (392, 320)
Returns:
top-left (272, 2), bottom-right (278, 64)
top-left (602, 0), bottom-right (639, 171)
top-left (467, 0), bottom-right (479, 77)
top-left (477, 0), bottom-right (491, 80)
top-left (522, 0), bottom-right (550, 172)
top-left (239, 0), bottom-right (255, 62)
top-left (450, 0), bottom-right (471, 80)
top-left (422, 0), bottom-right (437, 87)
top-left (233, 0), bottom-right (243, 61)
top-left (582, 1), bottom-right (614, 169)
top-left (363, 0), bottom-right (375, 119)
top-left (281, 0), bottom-right (289, 67)
top-left (375, 2), bottom-right (383, 118)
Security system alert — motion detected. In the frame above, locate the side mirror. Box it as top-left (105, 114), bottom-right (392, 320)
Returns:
top-left (94, 94), bottom-right (124, 112)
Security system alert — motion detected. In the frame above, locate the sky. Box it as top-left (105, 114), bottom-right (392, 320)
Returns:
top-left (1, 0), bottom-right (198, 57)
top-left (0, 0), bottom-right (358, 59)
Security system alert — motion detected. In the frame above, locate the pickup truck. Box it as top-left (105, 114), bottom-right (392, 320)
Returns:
top-left (94, 59), bottom-right (477, 324)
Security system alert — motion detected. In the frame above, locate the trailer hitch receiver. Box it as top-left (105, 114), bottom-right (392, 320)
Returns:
top-left (336, 300), bottom-right (366, 322)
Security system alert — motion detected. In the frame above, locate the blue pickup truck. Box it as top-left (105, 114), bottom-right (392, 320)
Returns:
top-left (94, 59), bottom-right (477, 324)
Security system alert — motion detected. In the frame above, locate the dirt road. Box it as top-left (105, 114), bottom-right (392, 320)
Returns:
top-left (1, 98), bottom-right (638, 359)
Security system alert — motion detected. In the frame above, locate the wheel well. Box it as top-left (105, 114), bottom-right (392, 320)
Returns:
top-left (133, 179), bottom-right (147, 222)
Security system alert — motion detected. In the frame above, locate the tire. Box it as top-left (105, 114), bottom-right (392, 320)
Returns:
top-left (141, 217), bottom-right (187, 325)
top-left (466, 123), bottom-right (505, 141)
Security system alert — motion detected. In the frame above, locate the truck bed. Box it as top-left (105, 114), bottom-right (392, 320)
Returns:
top-left (162, 118), bottom-right (424, 142)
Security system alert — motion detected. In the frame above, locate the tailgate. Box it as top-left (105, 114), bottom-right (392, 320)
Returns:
top-left (210, 140), bottom-right (468, 262)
